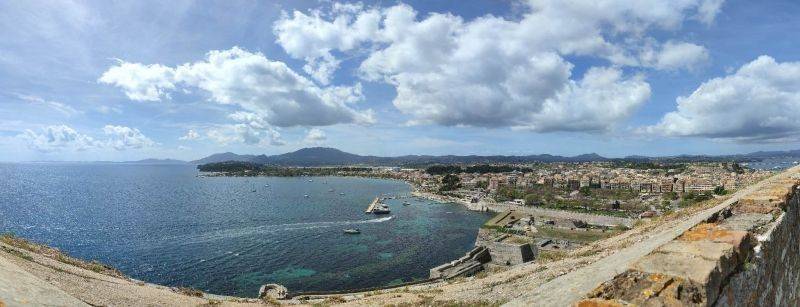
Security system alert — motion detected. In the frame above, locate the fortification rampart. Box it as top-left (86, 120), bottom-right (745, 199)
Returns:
top-left (572, 167), bottom-right (800, 306)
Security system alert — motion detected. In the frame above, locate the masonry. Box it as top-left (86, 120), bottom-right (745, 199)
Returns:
top-left (571, 166), bottom-right (800, 306)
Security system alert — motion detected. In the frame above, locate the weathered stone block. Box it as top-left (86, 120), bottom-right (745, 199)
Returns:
top-left (678, 223), bottom-right (752, 252)
top-left (575, 298), bottom-right (627, 307)
top-left (584, 270), bottom-right (705, 306)
top-left (718, 213), bottom-right (773, 232)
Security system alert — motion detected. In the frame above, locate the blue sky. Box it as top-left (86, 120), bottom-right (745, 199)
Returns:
top-left (2, 0), bottom-right (800, 161)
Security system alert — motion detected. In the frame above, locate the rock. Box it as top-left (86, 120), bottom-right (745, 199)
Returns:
top-left (258, 284), bottom-right (288, 300)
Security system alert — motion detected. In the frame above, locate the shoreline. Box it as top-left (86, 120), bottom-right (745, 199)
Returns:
top-left (199, 171), bottom-right (636, 227)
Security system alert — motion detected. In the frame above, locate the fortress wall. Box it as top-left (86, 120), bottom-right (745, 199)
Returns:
top-left (577, 171), bottom-right (800, 306)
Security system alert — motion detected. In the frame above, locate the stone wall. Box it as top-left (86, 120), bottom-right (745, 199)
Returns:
top-left (475, 229), bottom-right (537, 266)
top-left (577, 172), bottom-right (800, 306)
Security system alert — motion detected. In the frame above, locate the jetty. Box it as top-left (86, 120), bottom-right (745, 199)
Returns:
top-left (365, 197), bottom-right (380, 213)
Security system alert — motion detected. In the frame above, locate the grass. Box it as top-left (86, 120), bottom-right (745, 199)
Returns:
top-left (1, 245), bottom-right (33, 261)
top-left (0, 232), bottom-right (124, 278)
top-left (535, 227), bottom-right (619, 243)
top-left (176, 287), bottom-right (204, 297)
top-left (536, 250), bottom-right (568, 263)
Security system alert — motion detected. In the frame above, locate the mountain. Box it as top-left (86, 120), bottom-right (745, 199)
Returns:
top-left (253, 147), bottom-right (369, 166)
top-left (191, 147), bottom-right (613, 166)
top-left (190, 147), bottom-right (800, 167)
top-left (190, 152), bottom-right (258, 164)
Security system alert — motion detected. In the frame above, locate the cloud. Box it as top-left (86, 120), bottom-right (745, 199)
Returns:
top-left (99, 47), bottom-right (374, 129)
top-left (639, 41), bottom-right (710, 71)
top-left (98, 61), bottom-right (175, 101)
top-left (273, 5), bottom-right (381, 84)
top-left (21, 125), bottom-right (98, 152)
top-left (179, 129), bottom-right (200, 140)
top-left (303, 128), bottom-right (327, 144)
top-left (273, 1), bottom-right (719, 131)
top-left (17, 94), bottom-right (81, 117)
top-left (517, 67), bottom-right (651, 132)
top-left (646, 55), bottom-right (800, 142)
top-left (96, 105), bottom-right (122, 114)
top-left (206, 112), bottom-right (285, 146)
top-left (103, 125), bottom-right (156, 150)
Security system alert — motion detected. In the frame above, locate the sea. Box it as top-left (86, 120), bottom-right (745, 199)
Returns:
top-left (0, 163), bottom-right (491, 297)
top-left (744, 157), bottom-right (800, 171)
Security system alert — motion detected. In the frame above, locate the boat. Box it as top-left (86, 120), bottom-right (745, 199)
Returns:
top-left (371, 203), bottom-right (391, 214)
top-left (339, 192), bottom-right (345, 195)
top-left (343, 228), bottom-right (361, 234)
top-left (328, 189), bottom-right (335, 192)
top-left (403, 201), bottom-right (411, 206)
top-left (308, 179), bottom-right (313, 182)
top-left (304, 194), bottom-right (310, 198)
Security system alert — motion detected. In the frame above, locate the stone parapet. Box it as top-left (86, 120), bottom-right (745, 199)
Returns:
top-left (577, 167), bottom-right (800, 306)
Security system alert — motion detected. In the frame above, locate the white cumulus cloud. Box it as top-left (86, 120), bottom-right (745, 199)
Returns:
top-left (639, 41), bottom-right (710, 71)
top-left (99, 47), bottom-right (374, 129)
top-left (99, 61), bottom-right (175, 101)
top-left (303, 128), bottom-right (327, 144)
top-left (273, 0), bottom-right (720, 131)
top-left (206, 111), bottom-right (285, 146)
top-left (21, 125), bottom-right (98, 152)
top-left (103, 125), bottom-right (156, 150)
top-left (646, 55), bottom-right (800, 142)
top-left (179, 129), bottom-right (200, 140)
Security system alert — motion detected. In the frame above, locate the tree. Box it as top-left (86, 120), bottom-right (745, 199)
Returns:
top-left (713, 186), bottom-right (727, 195)
top-left (524, 193), bottom-right (541, 206)
top-left (579, 186), bottom-right (592, 197)
top-left (439, 174), bottom-right (461, 191)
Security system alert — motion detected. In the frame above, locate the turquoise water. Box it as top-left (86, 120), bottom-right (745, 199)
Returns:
top-left (0, 163), bottom-right (490, 297)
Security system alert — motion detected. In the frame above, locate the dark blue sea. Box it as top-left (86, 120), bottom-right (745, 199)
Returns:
top-left (0, 163), bottom-right (490, 297)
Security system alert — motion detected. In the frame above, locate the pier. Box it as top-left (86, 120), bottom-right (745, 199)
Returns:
top-left (365, 197), bottom-right (380, 213)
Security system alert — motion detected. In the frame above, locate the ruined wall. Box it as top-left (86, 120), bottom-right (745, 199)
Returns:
top-left (577, 173), bottom-right (800, 306)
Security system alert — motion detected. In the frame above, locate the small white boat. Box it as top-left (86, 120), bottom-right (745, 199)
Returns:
top-left (304, 194), bottom-right (310, 198)
top-left (344, 228), bottom-right (361, 234)
top-left (339, 192), bottom-right (345, 195)
top-left (308, 179), bottom-right (313, 182)
top-left (264, 184), bottom-right (270, 187)
top-left (328, 189), bottom-right (335, 192)
top-left (403, 202), bottom-right (411, 206)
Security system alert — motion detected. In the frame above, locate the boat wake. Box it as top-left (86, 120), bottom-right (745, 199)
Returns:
top-left (171, 216), bottom-right (394, 245)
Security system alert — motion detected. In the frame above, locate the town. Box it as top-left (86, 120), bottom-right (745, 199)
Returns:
top-left (198, 160), bottom-right (774, 273)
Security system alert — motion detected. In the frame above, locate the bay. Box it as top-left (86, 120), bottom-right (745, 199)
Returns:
top-left (0, 163), bottom-right (491, 297)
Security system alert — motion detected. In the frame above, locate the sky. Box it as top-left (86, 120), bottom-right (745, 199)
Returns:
top-left (2, 0), bottom-right (800, 161)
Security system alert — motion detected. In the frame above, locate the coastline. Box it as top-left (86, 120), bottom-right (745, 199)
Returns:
top-left (199, 171), bottom-right (635, 227)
